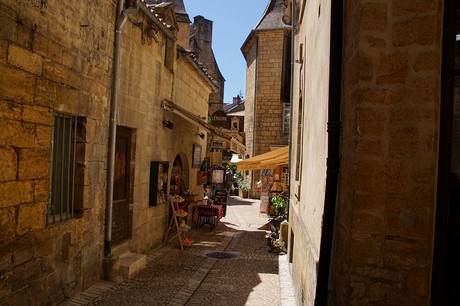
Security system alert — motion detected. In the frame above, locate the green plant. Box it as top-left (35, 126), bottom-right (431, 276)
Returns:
top-left (237, 177), bottom-right (250, 191)
top-left (271, 192), bottom-right (288, 216)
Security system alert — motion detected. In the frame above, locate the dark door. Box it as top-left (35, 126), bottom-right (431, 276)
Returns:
top-left (112, 126), bottom-right (132, 245)
top-left (432, 1), bottom-right (460, 304)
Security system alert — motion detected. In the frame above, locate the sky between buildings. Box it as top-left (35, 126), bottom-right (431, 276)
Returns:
top-left (183, 0), bottom-right (268, 104)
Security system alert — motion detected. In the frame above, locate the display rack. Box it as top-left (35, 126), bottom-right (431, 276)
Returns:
top-left (165, 196), bottom-right (191, 250)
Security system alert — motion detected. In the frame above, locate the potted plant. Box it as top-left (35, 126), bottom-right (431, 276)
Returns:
top-left (271, 192), bottom-right (288, 218)
top-left (237, 178), bottom-right (250, 198)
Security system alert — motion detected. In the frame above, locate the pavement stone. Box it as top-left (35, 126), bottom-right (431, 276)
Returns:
top-left (62, 196), bottom-right (296, 306)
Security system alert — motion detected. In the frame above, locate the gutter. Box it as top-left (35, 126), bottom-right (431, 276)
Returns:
top-left (105, 0), bottom-right (139, 256)
top-left (315, 0), bottom-right (344, 304)
top-left (287, 0), bottom-right (295, 219)
top-left (177, 46), bottom-right (218, 91)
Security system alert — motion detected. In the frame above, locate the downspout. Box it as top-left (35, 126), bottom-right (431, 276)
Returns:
top-left (250, 37), bottom-right (259, 193)
top-left (253, 39), bottom-right (258, 159)
top-left (105, 0), bottom-right (139, 256)
top-left (287, 0), bottom-right (295, 219)
top-left (315, 0), bottom-right (344, 304)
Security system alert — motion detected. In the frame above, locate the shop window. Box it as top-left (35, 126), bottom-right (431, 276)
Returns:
top-left (48, 113), bottom-right (85, 224)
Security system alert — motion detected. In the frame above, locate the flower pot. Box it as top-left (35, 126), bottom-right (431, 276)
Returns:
top-left (238, 189), bottom-right (248, 198)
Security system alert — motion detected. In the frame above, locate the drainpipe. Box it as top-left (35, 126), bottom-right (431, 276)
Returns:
top-left (287, 0), bottom-right (295, 219)
top-left (105, 0), bottom-right (139, 257)
top-left (315, 0), bottom-right (344, 304)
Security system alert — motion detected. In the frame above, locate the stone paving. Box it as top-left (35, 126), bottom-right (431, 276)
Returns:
top-left (64, 196), bottom-right (296, 306)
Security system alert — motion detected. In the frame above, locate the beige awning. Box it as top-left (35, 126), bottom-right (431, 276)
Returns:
top-left (237, 146), bottom-right (288, 170)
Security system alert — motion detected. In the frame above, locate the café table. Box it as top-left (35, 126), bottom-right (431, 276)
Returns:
top-left (193, 204), bottom-right (224, 229)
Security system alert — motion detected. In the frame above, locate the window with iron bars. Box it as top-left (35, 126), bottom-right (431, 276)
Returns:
top-left (48, 113), bottom-right (85, 224)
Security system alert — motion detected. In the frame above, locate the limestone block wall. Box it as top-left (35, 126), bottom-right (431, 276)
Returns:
top-left (288, 0), bottom-right (331, 304)
top-left (244, 40), bottom-right (257, 159)
top-left (117, 13), bottom-right (211, 253)
top-left (190, 16), bottom-right (225, 113)
top-left (0, 0), bottom-right (115, 304)
top-left (330, 1), bottom-right (443, 304)
top-left (253, 30), bottom-right (289, 157)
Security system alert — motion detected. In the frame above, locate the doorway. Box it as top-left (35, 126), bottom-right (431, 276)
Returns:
top-left (432, 1), bottom-right (460, 304)
top-left (111, 126), bottom-right (132, 245)
top-left (170, 154), bottom-right (189, 196)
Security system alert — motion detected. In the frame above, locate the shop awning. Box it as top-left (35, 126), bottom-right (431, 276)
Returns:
top-left (236, 146), bottom-right (289, 170)
top-left (161, 99), bottom-right (246, 152)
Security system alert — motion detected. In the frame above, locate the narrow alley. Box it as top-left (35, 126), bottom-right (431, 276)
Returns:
top-left (65, 196), bottom-right (295, 306)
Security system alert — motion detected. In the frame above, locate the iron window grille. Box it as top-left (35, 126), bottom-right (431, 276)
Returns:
top-left (48, 113), bottom-right (85, 224)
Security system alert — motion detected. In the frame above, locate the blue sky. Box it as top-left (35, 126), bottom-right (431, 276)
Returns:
top-left (183, 1), bottom-right (268, 104)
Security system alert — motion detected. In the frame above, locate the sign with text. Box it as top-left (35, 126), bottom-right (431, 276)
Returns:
top-left (211, 110), bottom-right (230, 129)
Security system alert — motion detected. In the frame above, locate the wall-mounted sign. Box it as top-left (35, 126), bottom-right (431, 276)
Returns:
top-left (211, 141), bottom-right (223, 149)
top-left (210, 110), bottom-right (230, 129)
top-left (192, 144), bottom-right (202, 168)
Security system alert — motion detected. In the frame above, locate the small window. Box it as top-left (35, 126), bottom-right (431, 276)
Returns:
top-left (283, 103), bottom-right (290, 135)
top-left (165, 38), bottom-right (175, 70)
top-left (48, 113), bottom-right (85, 224)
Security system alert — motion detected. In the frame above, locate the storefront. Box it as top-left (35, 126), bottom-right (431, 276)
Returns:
top-left (236, 146), bottom-right (289, 215)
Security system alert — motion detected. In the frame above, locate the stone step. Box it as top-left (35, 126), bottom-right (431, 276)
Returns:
top-left (119, 252), bottom-right (147, 280)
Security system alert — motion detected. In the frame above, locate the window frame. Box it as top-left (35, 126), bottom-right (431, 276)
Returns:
top-left (47, 113), bottom-right (85, 225)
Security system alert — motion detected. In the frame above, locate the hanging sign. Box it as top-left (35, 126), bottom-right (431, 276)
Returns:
top-left (211, 110), bottom-right (230, 129)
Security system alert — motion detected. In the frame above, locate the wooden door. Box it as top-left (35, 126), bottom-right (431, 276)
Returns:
top-left (112, 126), bottom-right (131, 245)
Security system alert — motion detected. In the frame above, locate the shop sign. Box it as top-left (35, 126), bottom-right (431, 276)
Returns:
top-left (211, 141), bottom-right (223, 149)
top-left (211, 110), bottom-right (230, 129)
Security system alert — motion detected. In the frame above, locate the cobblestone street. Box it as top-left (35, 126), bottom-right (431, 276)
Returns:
top-left (65, 196), bottom-right (295, 306)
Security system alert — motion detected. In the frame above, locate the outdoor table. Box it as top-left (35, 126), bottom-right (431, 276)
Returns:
top-left (193, 204), bottom-right (224, 229)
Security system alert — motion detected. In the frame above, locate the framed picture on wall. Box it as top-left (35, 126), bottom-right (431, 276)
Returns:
top-left (212, 169), bottom-right (224, 184)
top-left (192, 144), bottom-right (202, 168)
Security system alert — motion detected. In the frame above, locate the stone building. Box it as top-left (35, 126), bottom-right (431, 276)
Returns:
top-left (190, 15), bottom-right (226, 115)
top-left (0, 0), bottom-right (117, 304)
top-left (241, 0), bottom-right (291, 196)
top-left (286, 0), bottom-right (460, 305)
top-left (0, 0), bottom-right (217, 304)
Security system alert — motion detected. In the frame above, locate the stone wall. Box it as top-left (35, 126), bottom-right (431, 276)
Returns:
top-left (243, 40), bottom-right (257, 159)
top-left (117, 11), bottom-right (211, 254)
top-left (0, 0), bottom-right (115, 304)
top-left (252, 30), bottom-right (289, 157)
top-left (288, 0), bottom-right (331, 304)
top-left (330, 0), bottom-right (443, 304)
top-left (190, 16), bottom-right (225, 113)
top-left (242, 29), bottom-right (289, 196)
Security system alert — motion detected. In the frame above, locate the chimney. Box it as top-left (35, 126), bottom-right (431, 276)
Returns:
top-left (191, 16), bottom-right (213, 46)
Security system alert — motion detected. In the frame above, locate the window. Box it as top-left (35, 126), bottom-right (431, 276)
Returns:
top-left (295, 43), bottom-right (304, 185)
top-left (295, 96), bottom-right (303, 182)
top-left (283, 103), bottom-right (290, 135)
top-left (165, 38), bottom-right (175, 70)
top-left (281, 35), bottom-right (292, 103)
top-left (48, 113), bottom-right (85, 224)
